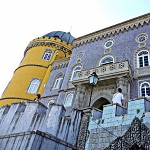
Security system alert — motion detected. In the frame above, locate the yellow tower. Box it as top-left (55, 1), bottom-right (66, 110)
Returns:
top-left (0, 31), bottom-right (74, 107)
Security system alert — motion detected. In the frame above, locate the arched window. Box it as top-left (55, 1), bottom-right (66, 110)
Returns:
top-left (42, 49), bottom-right (52, 61)
top-left (64, 93), bottom-right (74, 107)
top-left (53, 75), bottom-right (63, 89)
top-left (140, 82), bottom-right (150, 97)
top-left (71, 65), bottom-right (82, 80)
top-left (27, 79), bottom-right (40, 94)
top-left (99, 55), bottom-right (114, 66)
top-left (137, 50), bottom-right (150, 68)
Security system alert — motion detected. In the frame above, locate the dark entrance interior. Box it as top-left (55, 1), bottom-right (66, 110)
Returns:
top-left (92, 97), bottom-right (110, 110)
top-left (130, 144), bottom-right (145, 150)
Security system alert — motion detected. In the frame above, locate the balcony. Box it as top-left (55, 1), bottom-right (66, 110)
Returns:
top-left (72, 60), bottom-right (132, 85)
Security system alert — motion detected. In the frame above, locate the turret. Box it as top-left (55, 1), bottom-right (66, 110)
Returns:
top-left (0, 31), bottom-right (74, 107)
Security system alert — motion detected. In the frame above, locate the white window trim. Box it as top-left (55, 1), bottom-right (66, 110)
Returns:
top-left (53, 75), bottom-right (63, 90)
top-left (140, 81), bottom-right (150, 97)
top-left (76, 51), bottom-right (85, 59)
top-left (42, 49), bottom-right (52, 61)
top-left (137, 50), bottom-right (150, 68)
top-left (99, 55), bottom-right (114, 66)
top-left (103, 39), bottom-right (114, 49)
top-left (27, 78), bottom-right (41, 94)
top-left (135, 33), bottom-right (148, 44)
top-left (64, 92), bottom-right (74, 107)
top-left (71, 65), bottom-right (82, 81)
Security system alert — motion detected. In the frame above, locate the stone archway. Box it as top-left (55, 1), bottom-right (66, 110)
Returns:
top-left (91, 92), bottom-right (112, 110)
top-left (92, 97), bottom-right (110, 110)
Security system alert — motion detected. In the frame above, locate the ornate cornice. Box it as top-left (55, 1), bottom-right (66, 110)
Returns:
top-left (73, 13), bottom-right (150, 48)
top-left (52, 58), bottom-right (70, 71)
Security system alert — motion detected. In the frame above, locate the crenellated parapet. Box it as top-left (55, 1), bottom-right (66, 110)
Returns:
top-left (85, 98), bottom-right (150, 149)
top-left (91, 98), bottom-right (150, 127)
top-left (24, 36), bottom-right (73, 56)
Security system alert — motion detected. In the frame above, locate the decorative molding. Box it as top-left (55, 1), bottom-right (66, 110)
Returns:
top-left (14, 64), bottom-right (48, 73)
top-left (52, 58), bottom-right (70, 71)
top-left (42, 94), bottom-right (59, 99)
top-left (77, 108), bottom-right (91, 150)
top-left (72, 60), bottom-right (132, 85)
top-left (134, 46), bottom-right (150, 77)
top-left (135, 33), bottom-right (148, 48)
top-left (0, 97), bottom-right (32, 101)
top-left (24, 41), bottom-right (72, 56)
top-left (103, 38), bottom-right (114, 50)
top-left (104, 117), bottom-right (150, 150)
top-left (73, 13), bottom-right (150, 48)
top-left (51, 72), bottom-right (64, 90)
top-left (138, 79), bottom-right (150, 97)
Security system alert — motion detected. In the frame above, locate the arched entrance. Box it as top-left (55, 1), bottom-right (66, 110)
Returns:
top-left (130, 144), bottom-right (145, 150)
top-left (92, 97), bottom-right (110, 110)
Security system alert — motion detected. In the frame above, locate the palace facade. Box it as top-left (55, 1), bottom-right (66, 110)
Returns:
top-left (0, 13), bottom-right (150, 150)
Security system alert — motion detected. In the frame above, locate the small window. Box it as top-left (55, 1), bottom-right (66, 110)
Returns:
top-left (77, 52), bottom-right (84, 59)
top-left (64, 93), bottom-right (74, 107)
top-left (53, 75), bottom-right (63, 89)
top-left (27, 79), bottom-right (40, 94)
top-left (136, 33), bottom-right (148, 43)
top-left (140, 82), bottom-right (150, 97)
top-left (137, 50), bottom-right (150, 68)
top-left (99, 55), bottom-right (114, 66)
top-left (103, 39), bottom-right (114, 49)
top-left (71, 65), bottom-right (82, 80)
top-left (42, 49), bottom-right (52, 61)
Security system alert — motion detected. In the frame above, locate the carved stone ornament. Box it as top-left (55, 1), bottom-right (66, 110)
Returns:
top-left (104, 117), bottom-right (150, 150)
top-left (77, 108), bottom-right (91, 150)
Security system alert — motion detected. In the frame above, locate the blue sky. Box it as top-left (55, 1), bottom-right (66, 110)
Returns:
top-left (0, 0), bottom-right (150, 96)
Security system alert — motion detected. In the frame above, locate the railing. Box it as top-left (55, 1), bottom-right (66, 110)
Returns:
top-left (72, 60), bottom-right (132, 83)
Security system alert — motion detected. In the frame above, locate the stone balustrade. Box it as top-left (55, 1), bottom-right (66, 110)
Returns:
top-left (72, 60), bottom-right (132, 84)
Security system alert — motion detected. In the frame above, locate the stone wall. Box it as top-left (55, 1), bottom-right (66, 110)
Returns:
top-left (85, 98), bottom-right (150, 150)
top-left (0, 101), bottom-right (82, 150)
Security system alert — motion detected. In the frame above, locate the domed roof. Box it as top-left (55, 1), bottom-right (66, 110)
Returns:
top-left (43, 31), bottom-right (75, 44)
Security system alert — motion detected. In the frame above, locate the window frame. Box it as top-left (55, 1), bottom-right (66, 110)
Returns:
top-left (71, 65), bottom-right (82, 81)
top-left (64, 92), bottom-right (74, 107)
top-left (53, 75), bottom-right (63, 90)
top-left (135, 33), bottom-right (148, 44)
top-left (103, 39), bottom-right (114, 49)
top-left (27, 78), bottom-right (41, 94)
top-left (99, 55), bottom-right (114, 66)
top-left (76, 51), bottom-right (85, 59)
top-left (140, 82), bottom-right (150, 97)
top-left (137, 50), bottom-right (150, 68)
top-left (42, 49), bottom-right (52, 61)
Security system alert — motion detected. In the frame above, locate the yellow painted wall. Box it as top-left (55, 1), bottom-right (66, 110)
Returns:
top-left (0, 37), bottom-right (72, 107)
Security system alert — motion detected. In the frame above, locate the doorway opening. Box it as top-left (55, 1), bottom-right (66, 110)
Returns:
top-left (92, 97), bottom-right (110, 110)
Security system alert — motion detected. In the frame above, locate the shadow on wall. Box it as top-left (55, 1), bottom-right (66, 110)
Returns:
top-left (92, 97), bottom-right (110, 110)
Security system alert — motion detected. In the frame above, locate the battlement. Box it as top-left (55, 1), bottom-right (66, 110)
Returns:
top-left (85, 98), bottom-right (150, 150)
top-left (91, 98), bottom-right (150, 127)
